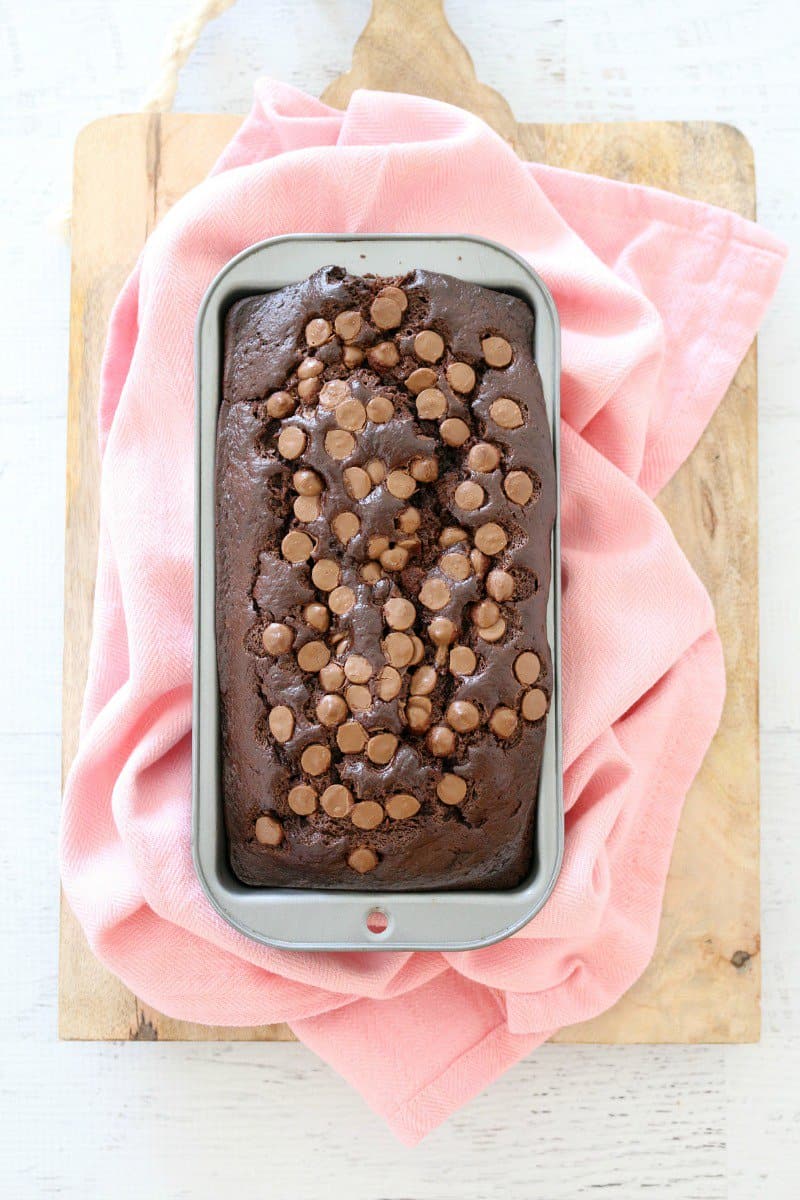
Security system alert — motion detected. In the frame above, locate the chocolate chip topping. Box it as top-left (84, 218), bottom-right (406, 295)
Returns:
top-left (386, 793), bottom-right (420, 820)
top-left (406, 366), bottom-right (438, 394)
top-left (414, 330), bottom-right (445, 363)
top-left (305, 318), bottom-right (332, 347)
top-left (255, 815), bottom-right (284, 845)
top-left (481, 335), bottom-right (512, 367)
top-left (218, 266), bottom-right (554, 890)
top-left (445, 361), bottom-right (476, 393)
top-left (348, 847), bottom-right (378, 873)
top-left (334, 310), bottom-right (362, 341)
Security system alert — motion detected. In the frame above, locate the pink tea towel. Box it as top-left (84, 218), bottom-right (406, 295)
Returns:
top-left (61, 80), bottom-right (786, 1144)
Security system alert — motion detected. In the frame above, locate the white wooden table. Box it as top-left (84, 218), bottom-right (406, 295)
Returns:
top-left (1, 1), bottom-right (798, 1195)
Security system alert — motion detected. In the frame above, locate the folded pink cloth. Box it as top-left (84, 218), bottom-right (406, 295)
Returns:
top-left (61, 80), bottom-right (786, 1143)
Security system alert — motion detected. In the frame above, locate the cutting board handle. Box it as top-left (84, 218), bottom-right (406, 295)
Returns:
top-left (323, 0), bottom-right (518, 142)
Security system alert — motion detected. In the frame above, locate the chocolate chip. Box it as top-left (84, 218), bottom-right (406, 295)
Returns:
top-left (319, 379), bottom-right (350, 409)
top-left (481, 335), bottom-right (512, 367)
top-left (514, 652), bottom-right (541, 684)
top-left (262, 622), bottom-right (294, 654)
top-left (361, 562), bottom-right (383, 584)
top-left (370, 295), bottom-right (403, 330)
top-left (377, 546), bottom-right (404, 573)
top-left (440, 552), bottom-right (471, 581)
top-left (386, 793), bottom-right (420, 820)
top-left (288, 784), bottom-right (317, 815)
top-left (331, 512), bottom-right (360, 544)
top-left (311, 559), bottom-right (340, 591)
top-left (504, 470), bottom-right (534, 505)
top-left (406, 366), bottom-right (438, 394)
top-left (419, 578), bottom-right (451, 611)
top-left (329, 585), bottom-right (355, 615)
top-left (470, 548), bottom-right (489, 576)
top-left (277, 427), bottom-right (307, 459)
top-left (472, 599), bottom-right (500, 628)
top-left (386, 470), bottom-right (416, 499)
top-left (439, 526), bottom-right (468, 548)
top-left (325, 429), bottom-right (356, 460)
top-left (293, 495), bottom-right (320, 523)
top-left (366, 395), bottom-right (394, 423)
top-left (383, 597), bottom-right (416, 629)
top-left (300, 744), bottom-right (330, 775)
top-left (345, 684), bottom-right (371, 712)
top-left (351, 800), bottom-right (384, 830)
top-left (297, 377), bottom-right (320, 402)
top-left (334, 310), bottom-right (362, 342)
top-left (414, 330), bottom-right (445, 363)
top-left (344, 654), bottom-right (372, 684)
top-left (440, 417), bottom-right (470, 446)
top-left (305, 318), bottom-right (332, 347)
top-left (292, 469), bottom-right (321, 496)
top-left (336, 398), bottom-right (367, 431)
top-left (474, 523), bottom-right (507, 555)
top-left (406, 695), bottom-right (433, 731)
top-left (316, 694), bottom-right (348, 727)
top-left (486, 568), bottom-right (514, 601)
top-left (449, 645), bottom-right (476, 675)
top-left (297, 358), bottom-right (324, 380)
top-left (337, 721), bottom-right (368, 753)
top-left (348, 847), bottom-right (378, 873)
top-left (415, 388), bottom-right (447, 420)
top-left (297, 640), bottom-right (330, 671)
top-left (477, 617), bottom-right (506, 643)
top-left (366, 732), bottom-right (398, 764)
top-left (428, 616), bottom-right (456, 646)
top-left (376, 665), bottom-right (402, 700)
top-left (368, 341), bottom-right (400, 369)
top-left (445, 362), bottom-right (476, 393)
top-left (490, 398), bottom-right (523, 429)
top-left (490, 707), bottom-right (518, 739)
top-left (321, 784), bottom-right (354, 817)
top-left (382, 631), bottom-right (415, 668)
top-left (343, 466), bottom-right (372, 500)
top-left (410, 455), bottom-right (439, 482)
top-left (377, 285), bottom-right (408, 311)
top-left (522, 688), bottom-right (548, 721)
top-left (410, 665), bottom-right (437, 695)
top-left (467, 442), bottom-right (501, 472)
top-left (409, 634), bottom-right (425, 664)
top-left (454, 480), bottom-right (485, 511)
top-left (266, 390), bottom-right (295, 418)
top-left (255, 815), bottom-right (284, 845)
top-left (268, 705), bottom-right (295, 742)
top-left (436, 774), bottom-right (467, 805)
top-left (427, 725), bottom-right (456, 756)
top-left (446, 700), bottom-right (481, 732)
top-left (319, 662), bottom-right (345, 691)
top-left (396, 507), bottom-right (421, 534)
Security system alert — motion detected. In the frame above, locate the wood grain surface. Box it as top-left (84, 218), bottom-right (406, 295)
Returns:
top-left (60, 0), bottom-right (759, 1044)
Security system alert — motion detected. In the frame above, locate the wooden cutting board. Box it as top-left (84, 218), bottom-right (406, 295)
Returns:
top-left (60, 0), bottom-right (760, 1043)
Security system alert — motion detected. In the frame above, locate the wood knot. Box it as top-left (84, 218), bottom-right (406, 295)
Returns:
top-left (700, 479), bottom-right (718, 539)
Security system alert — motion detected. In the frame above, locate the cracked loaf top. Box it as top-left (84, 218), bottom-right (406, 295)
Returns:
top-left (216, 265), bottom-right (555, 890)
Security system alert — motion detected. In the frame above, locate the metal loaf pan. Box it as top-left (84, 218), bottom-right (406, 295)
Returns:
top-left (194, 234), bottom-right (562, 951)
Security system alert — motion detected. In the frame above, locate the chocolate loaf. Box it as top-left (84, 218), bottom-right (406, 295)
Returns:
top-left (216, 266), bottom-right (555, 889)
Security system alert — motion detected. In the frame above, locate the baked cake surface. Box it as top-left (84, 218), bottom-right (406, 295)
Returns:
top-left (216, 266), bottom-right (554, 890)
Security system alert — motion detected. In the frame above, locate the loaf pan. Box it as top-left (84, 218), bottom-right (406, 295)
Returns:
top-left (193, 234), bottom-right (562, 951)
